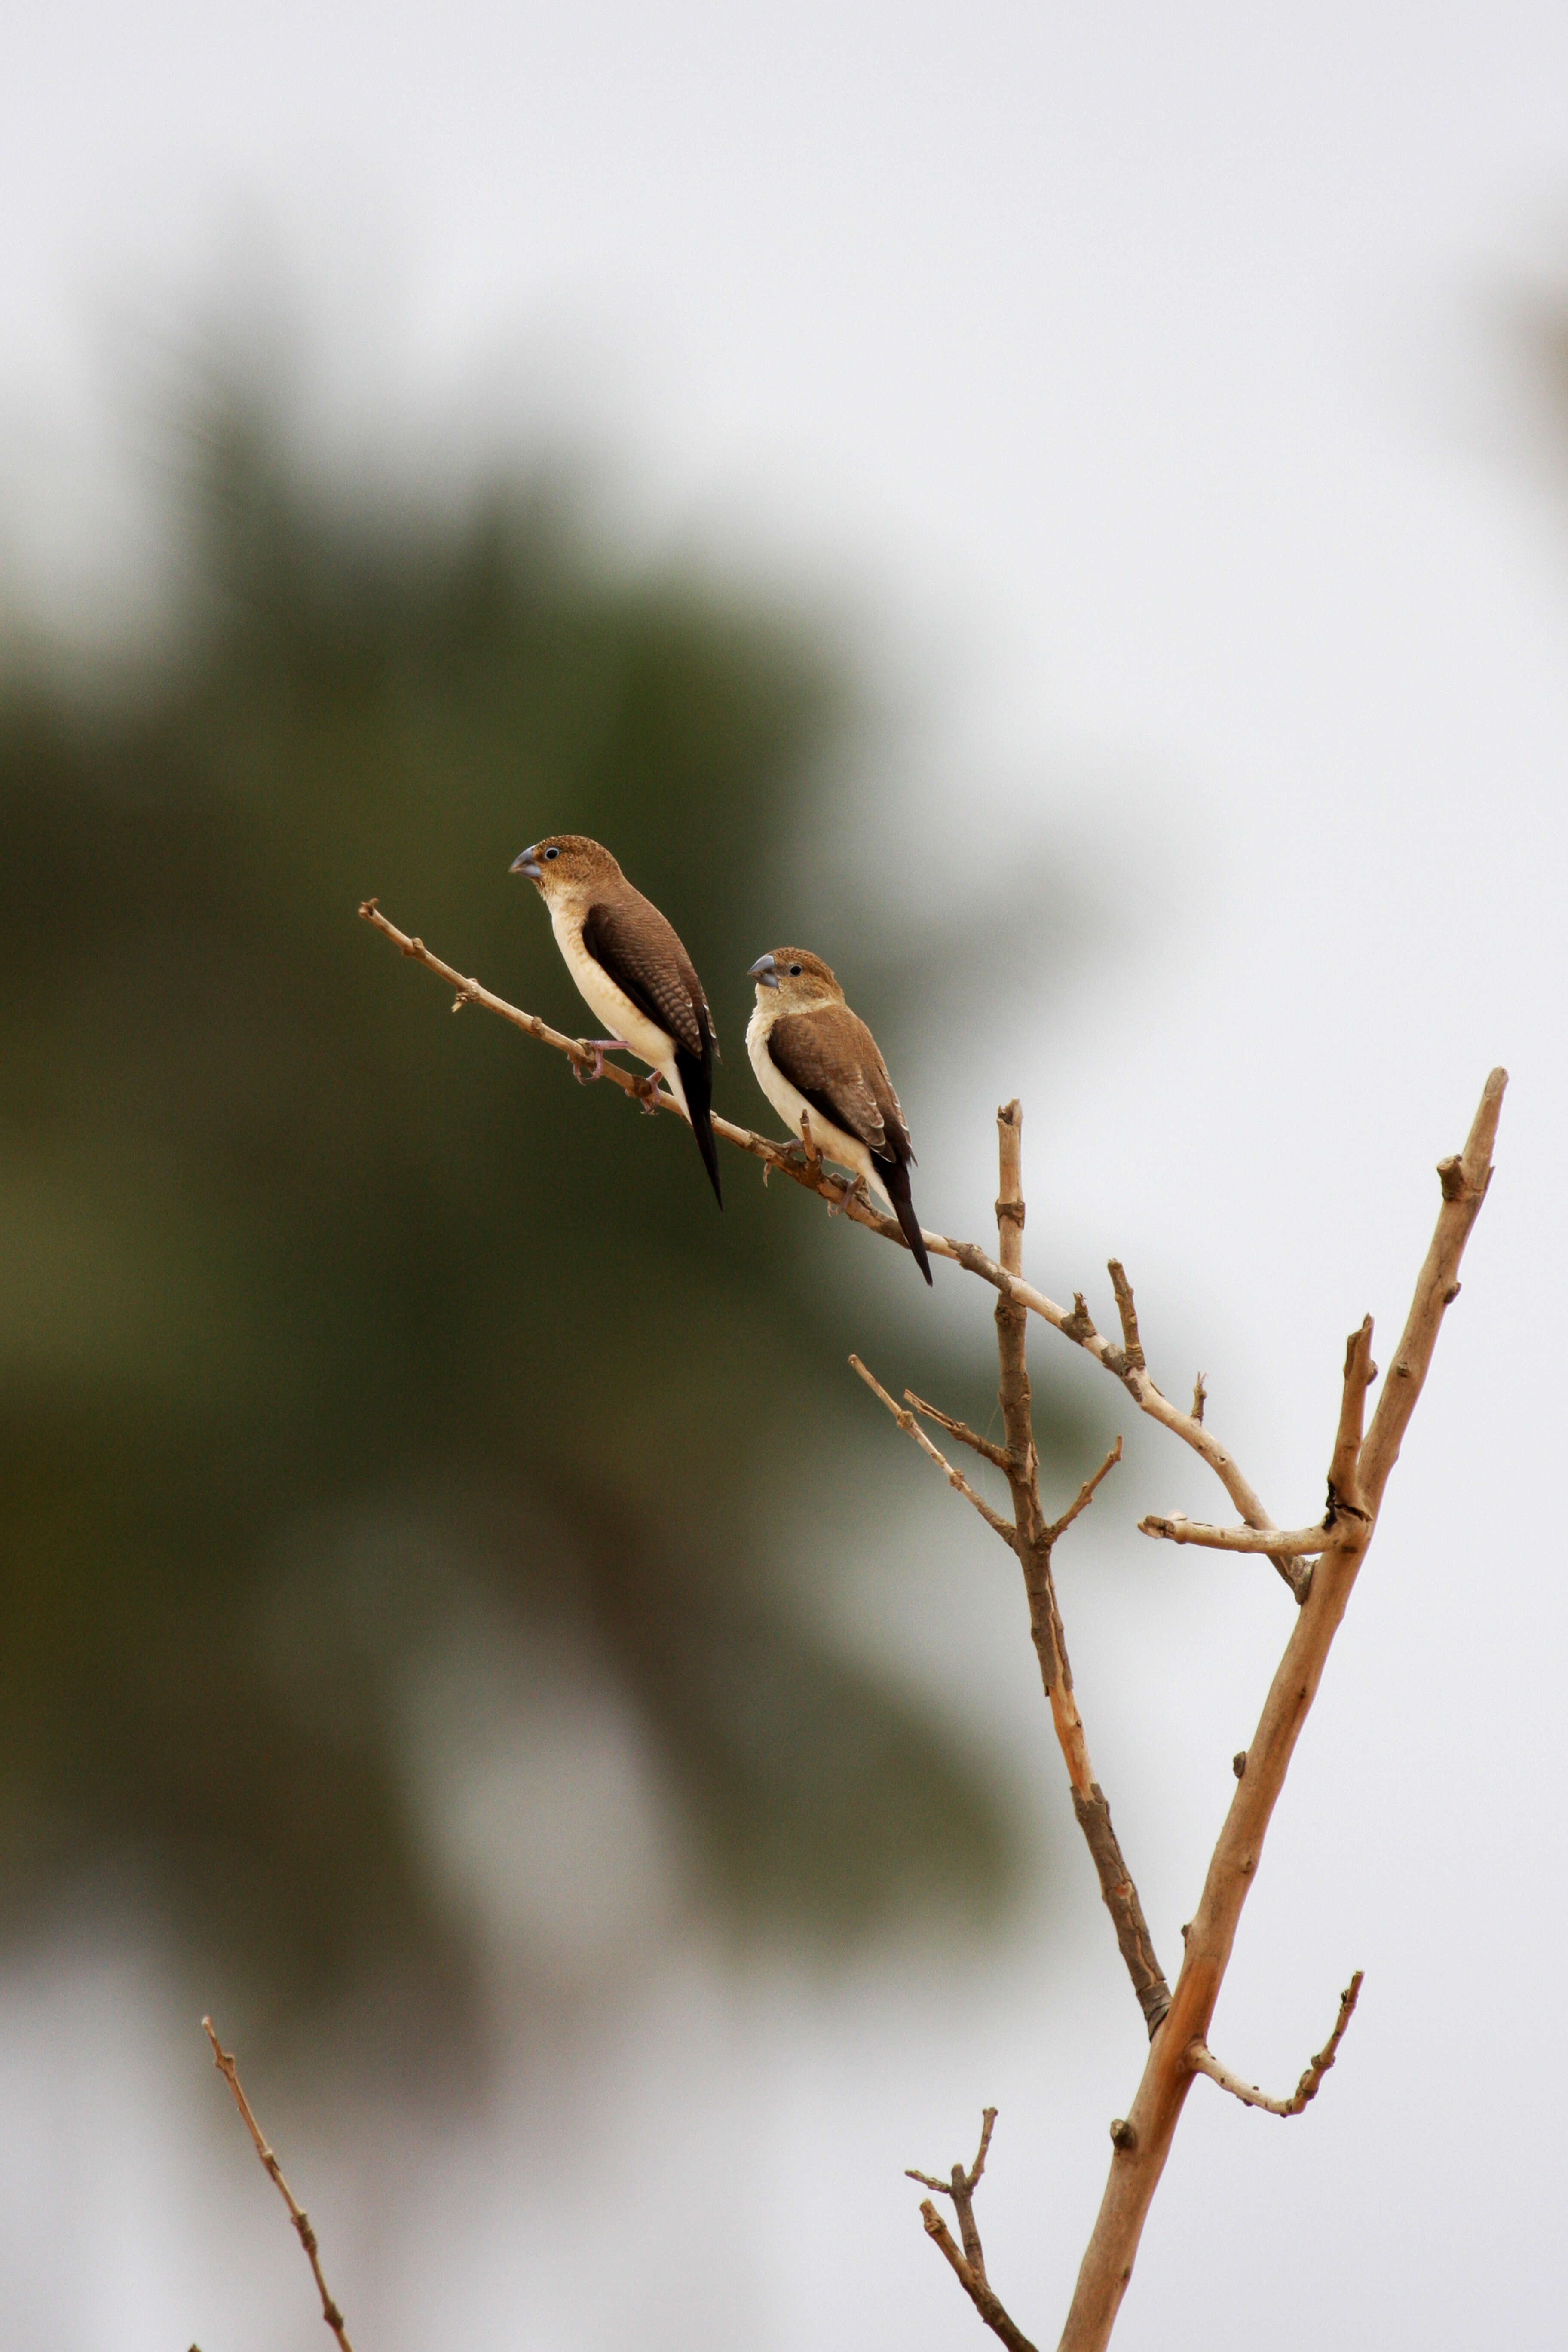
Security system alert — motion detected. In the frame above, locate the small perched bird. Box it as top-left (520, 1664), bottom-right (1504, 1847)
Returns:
top-left (746, 948), bottom-right (932, 1283)
top-left (511, 834), bottom-right (723, 1207)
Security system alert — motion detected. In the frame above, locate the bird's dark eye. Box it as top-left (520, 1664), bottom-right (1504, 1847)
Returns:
top-left (788, 963), bottom-right (802, 976)
top-left (544, 846), bottom-right (560, 861)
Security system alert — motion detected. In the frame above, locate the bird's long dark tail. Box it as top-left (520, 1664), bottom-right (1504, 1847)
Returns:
top-left (876, 1153), bottom-right (933, 1284)
top-left (675, 1046), bottom-right (723, 1208)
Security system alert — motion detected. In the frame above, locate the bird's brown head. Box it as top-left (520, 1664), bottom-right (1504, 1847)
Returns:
top-left (747, 948), bottom-right (845, 1011)
top-left (509, 834), bottom-right (622, 909)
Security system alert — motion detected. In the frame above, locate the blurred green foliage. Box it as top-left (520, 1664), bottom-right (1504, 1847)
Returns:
top-left (0, 390), bottom-right (1048, 2045)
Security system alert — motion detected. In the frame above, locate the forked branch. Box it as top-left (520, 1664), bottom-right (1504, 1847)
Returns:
top-left (907, 2111), bottom-right (1039, 2352)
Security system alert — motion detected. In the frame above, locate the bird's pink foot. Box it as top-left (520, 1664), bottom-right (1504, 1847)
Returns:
top-left (573, 1039), bottom-right (630, 1084)
top-left (637, 1072), bottom-right (665, 1115)
top-left (827, 1174), bottom-right (871, 1219)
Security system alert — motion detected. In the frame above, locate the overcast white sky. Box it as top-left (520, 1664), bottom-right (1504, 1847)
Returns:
top-left (2, 6), bottom-right (1566, 2349)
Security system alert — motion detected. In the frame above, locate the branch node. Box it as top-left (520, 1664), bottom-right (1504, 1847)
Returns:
top-left (1232, 1751), bottom-right (1246, 1779)
top-left (1191, 1372), bottom-right (1207, 1423)
top-left (1109, 2118), bottom-right (1138, 2152)
top-left (1061, 1292), bottom-right (1099, 1346)
top-left (1436, 1153), bottom-right (1467, 1202)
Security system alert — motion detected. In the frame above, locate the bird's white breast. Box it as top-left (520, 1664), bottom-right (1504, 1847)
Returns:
top-left (745, 1003), bottom-right (892, 1211)
top-left (554, 904), bottom-right (687, 1111)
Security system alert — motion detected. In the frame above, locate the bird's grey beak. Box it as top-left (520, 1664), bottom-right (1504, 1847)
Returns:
top-left (748, 953), bottom-right (780, 990)
top-left (511, 847), bottom-right (544, 879)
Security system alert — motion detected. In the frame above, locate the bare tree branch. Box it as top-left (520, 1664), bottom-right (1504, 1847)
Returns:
top-left (1186, 1972), bottom-right (1364, 2117)
top-left (908, 2112), bottom-right (1039, 2352)
top-left (850, 1355), bottom-right (1018, 1548)
top-left (202, 2018), bottom-right (354, 2352)
top-left (1055, 1071), bottom-right (1506, 2352)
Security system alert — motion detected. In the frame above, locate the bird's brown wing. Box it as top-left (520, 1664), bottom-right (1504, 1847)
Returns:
top-left (769, 1004), bottom-right (913, 1162)
top-left (582, 893), bottom-right (714, 1064)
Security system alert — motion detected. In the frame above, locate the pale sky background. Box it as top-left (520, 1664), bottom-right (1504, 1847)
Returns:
top-left (2, 5), bottom-right (1565, 2348)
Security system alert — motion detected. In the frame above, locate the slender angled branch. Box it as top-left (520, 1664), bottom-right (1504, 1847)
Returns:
top-left (1056, 1072), bottom-right (1506, 2352)
top-left (1047, 1440), bottom-right (1123, 1544)
top-left (1187, 1971), bottom-right (1364, 2117)
top-left (908, 2112), bottom-right (1039, 2352)
top-left (851, 1356), bottom-right (1018, 1548)
top-left (905, 1389), bottom-right (1014, 1471)
top-left (1138, 1516), bottom-right (1335, 1557)
top-left (202, 2018), bottom-right (354, 2352)
top-left (360, 903), bottom-right (1289, 1555)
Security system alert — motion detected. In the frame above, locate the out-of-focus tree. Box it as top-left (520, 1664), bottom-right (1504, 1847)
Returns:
top-left (0, 377), bottom-right (1078, 2052)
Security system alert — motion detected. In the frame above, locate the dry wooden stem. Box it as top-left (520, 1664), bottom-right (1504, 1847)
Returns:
top-left (1186, 1971), bottom-right (1364, 2116)
top-left (1055, 1069), bottom-right (1506, 2352)
top-left (1138, 1516), bottom-right (1334, 1557)
top-left (359, 903), bottom-right (1293, 1564)
top-left (907, 2112), bottom-right (1039, 2352)
top-left (202, 2018), bottom-right (354, 2352)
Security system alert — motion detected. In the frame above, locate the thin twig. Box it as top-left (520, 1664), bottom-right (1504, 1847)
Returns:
top-left (905, 1389), bottom-right (1014, 1470)
top-left (1046, 1439), bottom-right (1123, 1544)
top-left (850, 1356), bottom-right (1018, 1548)
top-left (1187, 1972), bottom-right (1364, 2116)
top-left (202, 2018), bottom-right (354, 2352)
top-left (1137, 1516), bottom-right (1335, 1557)
top-left (907, 2112), bottom-right (1038, 2352)
top-left (359, 903), bottom-right (1292, 1556)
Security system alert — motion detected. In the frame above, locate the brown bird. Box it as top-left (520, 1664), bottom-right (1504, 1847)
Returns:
top-left (511, 834), bottom-right (723, 1207)
top-left (746, 948), bottom-right (931, 1283)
